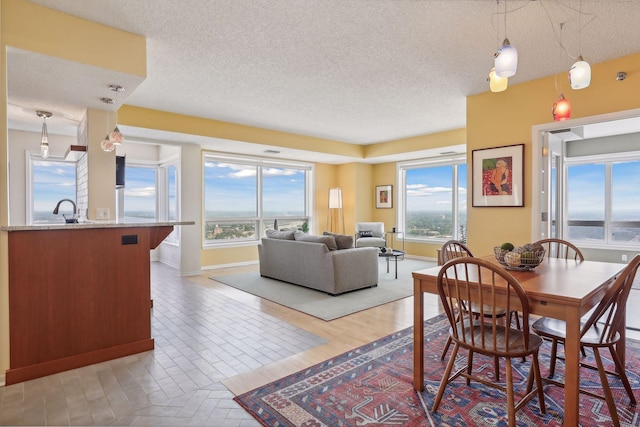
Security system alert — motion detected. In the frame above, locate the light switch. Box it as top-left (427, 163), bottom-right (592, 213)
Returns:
top-left (96, 208), bottom-right (110, 220)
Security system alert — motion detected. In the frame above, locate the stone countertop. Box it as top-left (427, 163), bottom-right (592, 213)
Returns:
top-left (1, 220), bottom-right (195, 232)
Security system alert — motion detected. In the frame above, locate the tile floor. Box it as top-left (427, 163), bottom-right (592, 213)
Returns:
top-left (0, 262), bottom-right (326, 426)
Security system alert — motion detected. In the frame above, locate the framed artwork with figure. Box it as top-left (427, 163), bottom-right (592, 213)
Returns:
top-left (472, 144), bottom-right (524, 207)
top-left (376, 185), bottom-right (392, 209)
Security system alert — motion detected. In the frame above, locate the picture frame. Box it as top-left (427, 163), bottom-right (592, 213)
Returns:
top-left (472, 144), bottom-right (524, 207)
top-left (376, 185), bottom-right (393, 209)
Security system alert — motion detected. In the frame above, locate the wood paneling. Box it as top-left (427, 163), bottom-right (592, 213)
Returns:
top-left (6, 226), bottom-right (171, 384)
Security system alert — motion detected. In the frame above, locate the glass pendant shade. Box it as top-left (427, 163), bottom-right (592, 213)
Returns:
top-left (109, 126), bottom-right (123, 145)
top-left (552, 94), bottom-right (571, 121)
top-left (101, 135), bottom-right (115, 152)
top-left (37, 111), bottom-right (52, 158)
top-left (40, 138), bottom-right (49, 158)
top-left (489, 68), bottom-right (508, 92)
top-left (494, 38), bottom-right (518, 77)
top-left (569, 55), bottom-right (591, 89)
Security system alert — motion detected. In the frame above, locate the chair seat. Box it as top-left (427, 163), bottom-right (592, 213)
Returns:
top-left (356, 237), bottom-right (386, 248)
top-left (453, 321), bottom-right (543, 356)
top-left (531, 317), bottom-right (622, 347)
top-left (470, 303), bottom-right (508, 317)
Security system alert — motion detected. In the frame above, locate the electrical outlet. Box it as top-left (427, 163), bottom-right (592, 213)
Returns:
top-left (96, 208), bottom-right (110, 220)
top-left (622, 254), bottom-right (628, 262)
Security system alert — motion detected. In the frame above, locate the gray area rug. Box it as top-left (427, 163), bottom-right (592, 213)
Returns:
top-left (209, 257), bottom-right (436, 321)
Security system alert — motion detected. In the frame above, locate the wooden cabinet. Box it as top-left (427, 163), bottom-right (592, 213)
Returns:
top-left (6, 225), bottom-right (172, 384)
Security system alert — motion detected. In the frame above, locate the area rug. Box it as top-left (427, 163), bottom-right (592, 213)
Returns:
top-left (234, 314), bottom-right (640, 426)
top-left (209, 258), bottom-right (435, 321)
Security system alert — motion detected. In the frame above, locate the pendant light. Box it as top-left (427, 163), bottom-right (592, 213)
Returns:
top-left (99, 98), bottom-right (115, 152)
top-left (494, 1), bottom-right (517, 77)
top-left (552, 94), bottom-right (571, 121)
top-left (489, 67), bottom-right (508, 92)
top-left (36, 110), bottom-right (52, 158)
top-left (108, 85), bottom-right (125, 145)
top-left (569, 2), bottom-right (590, 89)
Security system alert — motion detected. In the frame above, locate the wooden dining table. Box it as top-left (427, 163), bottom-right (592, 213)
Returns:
top-left (412, 256), bottom-right (625, 427)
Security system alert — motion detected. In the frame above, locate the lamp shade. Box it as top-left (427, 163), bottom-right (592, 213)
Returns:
top-left (489, 68), bottom-right (508, 92)
top-left (552, 94), bottom-right (571, 121)
top-left (328, 188), bottom-right (342, 209)
top-left (569, 56), bottom-right (591, 90)
top-left (494, 38), bottom-right (518, 77)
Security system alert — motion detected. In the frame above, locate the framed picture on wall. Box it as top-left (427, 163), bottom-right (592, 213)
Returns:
top-left (472, 144), bottom-right (524, 207)
top-left (376, 185), bottom-right (393, 209)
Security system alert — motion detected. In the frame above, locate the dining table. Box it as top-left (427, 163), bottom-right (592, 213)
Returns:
top-left (412, 255), bottom-right (626, 427)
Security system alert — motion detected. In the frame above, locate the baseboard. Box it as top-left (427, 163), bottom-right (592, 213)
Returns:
top-left (202, 260), bottom-right (260, 270)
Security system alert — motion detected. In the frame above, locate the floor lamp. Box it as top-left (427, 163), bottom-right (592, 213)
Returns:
top-left (326, 188), bottom-right (344, 234)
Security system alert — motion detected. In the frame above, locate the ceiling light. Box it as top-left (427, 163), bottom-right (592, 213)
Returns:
top-left (569, 56), bottom-right (591, 89)
top-left (108, 85), bottom-right (125, 146)
top-left (616, 71), bottom-right (627, 81)
top-left (489, 67), bottom-right (508, 92)
top-left (36, 110), bottom-right (52, 158)
top-left (552, 94), bottom-right (571, 121)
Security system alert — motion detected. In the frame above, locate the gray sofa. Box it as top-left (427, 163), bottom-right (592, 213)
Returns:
top-left (258, 233), bottom-right (379, 295)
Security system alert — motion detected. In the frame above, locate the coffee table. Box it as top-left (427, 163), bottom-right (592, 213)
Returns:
top-left (379, 250), bottom-right (405, 279)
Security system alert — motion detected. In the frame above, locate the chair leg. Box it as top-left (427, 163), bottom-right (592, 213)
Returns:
top-left (548, 339), bottom-right (558, 378)
top-left (593, 347), bottom-right (621, 427)
top-left (608, 345), bottom-right (637, 404)
top-left (467, 350), bottom-right (474, 386)
top-left (433, 342), bottom-right (460, 412)
top-left (532, 351), bottom-right (546, 414)
top-left (440, 336), bottom-right (452, 361)
top-left (494, 356), bottom-right (500, 382)
top-left (505, 357), bottom-right (516, 427)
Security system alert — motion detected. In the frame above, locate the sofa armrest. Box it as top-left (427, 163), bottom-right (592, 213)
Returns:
top-left (330, 247), bottom-right (378, 290)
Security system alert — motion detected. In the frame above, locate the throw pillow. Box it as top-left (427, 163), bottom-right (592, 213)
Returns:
top-left (294, 232), bottom-right (338, 251)
top-left (322, 231), bottom-right (353, 249)
top-left (359, 230), bottom-right (374, 238)
top-left (265, 229), bottom-right (296, 240)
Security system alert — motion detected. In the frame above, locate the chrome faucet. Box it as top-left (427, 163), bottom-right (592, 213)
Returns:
top-left (53, 199), bottom-right (77, 215)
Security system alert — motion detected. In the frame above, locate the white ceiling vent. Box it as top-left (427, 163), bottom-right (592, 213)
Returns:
top-left (549, 127), bottom-right (584, 141)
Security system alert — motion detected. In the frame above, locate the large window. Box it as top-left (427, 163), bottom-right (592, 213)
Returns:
top-left (30, 156), bottom-right (77, 224)
top-left (124, 165), bottom-right (157, 221)
top-left (566, 155), bottom-right (640, 245)
top-left (203, 155), bottom-right (311, 245)
top-left (398, 156), bottom-right (467, 242)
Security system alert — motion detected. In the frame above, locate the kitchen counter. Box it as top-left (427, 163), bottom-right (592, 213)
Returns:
top-left (4, 221), bottom-right (194, 385)
top-left (1, 220), bottom-right (194, 231)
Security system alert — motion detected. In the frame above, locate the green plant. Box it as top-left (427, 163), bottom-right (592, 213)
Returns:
top-left (301, 221), bottom-right (309, 233)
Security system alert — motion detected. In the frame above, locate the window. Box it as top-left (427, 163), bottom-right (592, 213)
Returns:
top-left (30, 156), bottom-right (77, 224)
top-left (203, 154), bottom-right (311, 245)
top-left (398, 156), bottom-right (467, 243)
top-left (123, 165), bottom-right (157, 221)
top-left (566, 155), bottom-right (640, 246)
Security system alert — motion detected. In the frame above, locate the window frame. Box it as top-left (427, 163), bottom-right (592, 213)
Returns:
top-left (27, 152), bottom-right (78, 225)
top-left (397, 154), bottom-right (467, 244)
top-left (202, 152), bottom-right (313, 248)
top-left (563, 150), bottom-right (640, 248)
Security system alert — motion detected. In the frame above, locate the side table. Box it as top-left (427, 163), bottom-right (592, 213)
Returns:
top-left (379, 250), bottom-right (405, 279)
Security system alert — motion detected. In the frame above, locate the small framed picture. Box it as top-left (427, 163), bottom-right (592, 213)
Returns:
top-left (472, 144), bottom-right (524, 207)
top-left (376, 185), bottom-right (393, 209)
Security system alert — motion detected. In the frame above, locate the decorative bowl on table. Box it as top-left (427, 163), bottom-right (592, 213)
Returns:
top-left (494, 243), bottom-right (546, 271)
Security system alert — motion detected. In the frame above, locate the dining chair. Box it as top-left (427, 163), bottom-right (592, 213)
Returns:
top-left (531, 254), bottom-right (640, 427)
top-left (438, 240), bottom-right (521, 381)
top-left (433, 257), bottom-right (546, 427)
top-left (534, 238), bottom-right (584, 261)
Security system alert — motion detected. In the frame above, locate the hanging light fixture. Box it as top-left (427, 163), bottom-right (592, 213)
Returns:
top-left (108, 84), bottom-right (125, 145)
top-left (552, 94), bottom-right (571, 121)
top-left (494, 1), bottom-right (517, 77)
top-left (36, 110), bottom-right (52, 158)
top-left (489, 67), bottom-right (508, 92)
top-left (99, 98), bottom-right (115, 152)
top-left (569, 0), bottom-right (590, 90)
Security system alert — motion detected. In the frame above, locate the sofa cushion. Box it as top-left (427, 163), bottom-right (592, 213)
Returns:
top-left (322, 231), bottom-right (353, 249)
top-left (266, 229), bottom-right (296, 240)
top-left (294, 232), bottom-right (338, 251)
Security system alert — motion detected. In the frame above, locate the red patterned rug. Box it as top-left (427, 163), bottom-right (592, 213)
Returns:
top-left (234, 314), bottom-right (640, 426)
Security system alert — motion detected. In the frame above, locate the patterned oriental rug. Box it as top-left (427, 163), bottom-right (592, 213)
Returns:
top-left (234, 314), bottom-right (640, 426)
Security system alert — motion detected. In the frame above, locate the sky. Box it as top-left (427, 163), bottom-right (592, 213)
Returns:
top-left (405, 165), bottom-right (467, 213)
top-left (203, 161), bottom-right (306, 216)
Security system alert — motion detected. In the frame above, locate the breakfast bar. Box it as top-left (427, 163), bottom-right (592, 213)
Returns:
top-left (1, 221), bottom-right (193, 385)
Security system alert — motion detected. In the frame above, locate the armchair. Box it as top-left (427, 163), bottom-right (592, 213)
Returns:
top-left (355, 222), bottom-right (386, 249)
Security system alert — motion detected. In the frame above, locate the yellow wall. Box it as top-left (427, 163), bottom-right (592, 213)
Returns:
top-left (467, 51), bottom-right (640, 256)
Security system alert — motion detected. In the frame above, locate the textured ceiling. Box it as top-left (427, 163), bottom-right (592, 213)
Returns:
top-left (8, 0), bottom-right (640, 161)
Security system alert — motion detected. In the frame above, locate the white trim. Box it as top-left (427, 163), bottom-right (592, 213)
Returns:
top-left (202, 260), bottom-right (260, 270)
